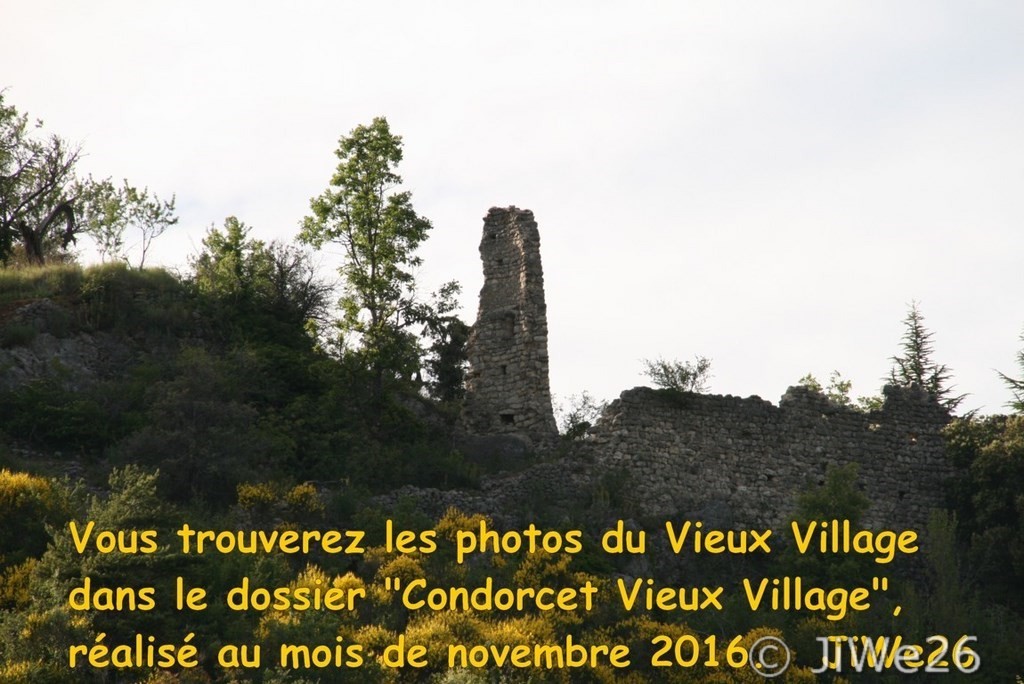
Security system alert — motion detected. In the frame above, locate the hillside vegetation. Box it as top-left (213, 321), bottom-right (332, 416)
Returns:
top-left (1, 95), bottom-right (1022, 681)
top-left (0, 260), bottom-right (474, 501)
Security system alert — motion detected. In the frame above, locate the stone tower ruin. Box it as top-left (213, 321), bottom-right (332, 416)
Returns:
top-left (462, 207), bottom-right (558, 448)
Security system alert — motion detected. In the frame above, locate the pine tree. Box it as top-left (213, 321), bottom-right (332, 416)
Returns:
top-left (888, 301), bottom-right (964, 411)
top-left (997, 330), bottom-right (1024, 413)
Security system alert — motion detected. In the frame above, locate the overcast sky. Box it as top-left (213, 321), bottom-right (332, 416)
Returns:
top-left (3, 2), bottom-right (1022, 415)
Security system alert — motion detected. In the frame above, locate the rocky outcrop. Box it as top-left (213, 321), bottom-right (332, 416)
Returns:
top-left (0, 299), bottom-right (133, 391)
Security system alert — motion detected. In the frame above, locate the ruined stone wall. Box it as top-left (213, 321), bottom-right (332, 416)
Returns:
top-left (461, 207), bottom-right (558, 448)
top-left (397, 384), bottom-right (954, 540)
top-left (582, 384), bottom-right (954, 533)
top-left (444, 205), bottom-right (956, 539)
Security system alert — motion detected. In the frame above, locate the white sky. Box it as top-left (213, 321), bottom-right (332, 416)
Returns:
top-left (3, 1), bottom-right (1022, 415)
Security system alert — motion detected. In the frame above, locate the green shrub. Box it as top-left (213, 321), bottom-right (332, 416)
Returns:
top-left (0, 470), bottom-right (70, 569)
top-left (642, 355), bottom-right (712, 393)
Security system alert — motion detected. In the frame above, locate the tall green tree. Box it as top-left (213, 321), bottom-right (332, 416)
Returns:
top-left (77, 176), bottom-right (177, 267)
top-left (298, 117), bottom-right (434, 396)
top-left (0, 94), bottom-right (81, 265)
top-left (888, 301), bottom-right (964, 411)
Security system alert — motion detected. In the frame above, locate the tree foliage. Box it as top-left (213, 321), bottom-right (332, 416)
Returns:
top-left (0, 94), bottom-right (81, 265)
top-left (998, 329), bottom-right (1024, 413)
top-left (1, 94), bottom-right (178, 268)
top-left (944, 415), bottom-right (1024, 614)
top-left (556, 391), bottom-right (607, 440)
top-left (888, 301), bottom-right (964, 411)
top-left (298, 117), bottom-right (442, 394)
top-left (642, 355), bottom-right (712, 393)
top-left (420, 281), bottom-right (470, 404)
top-left (798, 370), bottom-right (882, 411)
top-left (78, 177), bottom-right (176, 267)
top-left (193, 216), bottom-right (330, 336)
top-left (798, 370), bottom-right (853, 407)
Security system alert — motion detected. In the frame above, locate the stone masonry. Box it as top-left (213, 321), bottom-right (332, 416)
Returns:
top-left (580, 383), bottom-right (954, 533)
top-left (400, 383), bottom-right (953, 539)
top-left (461, 207), bottom-right (558, 448)
top-left (445, 204), bottom-right (957, 545)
